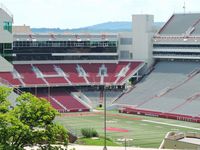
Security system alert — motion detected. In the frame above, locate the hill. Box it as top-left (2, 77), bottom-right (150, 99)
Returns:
top-left (31, 21), bottom-right (164, 33)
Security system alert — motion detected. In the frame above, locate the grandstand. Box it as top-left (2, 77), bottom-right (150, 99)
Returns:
top-left (158, 13), bottom-right (200, 35)
top-left (115, 61), bottom-right (200, 121)
top-left (0, 62), bottom-right (143, 87)
top-left (36, 88), bottom-right (90, 112)
top-left (1, 3), bottom-right (200, 125)
top-left (116, 13), bottom-right (200, 123)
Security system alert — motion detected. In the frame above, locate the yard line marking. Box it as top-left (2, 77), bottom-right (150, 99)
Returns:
top-left (140, 123), bottom-right (148, 126)
top-left (142, 120), bottom-right (200, 131)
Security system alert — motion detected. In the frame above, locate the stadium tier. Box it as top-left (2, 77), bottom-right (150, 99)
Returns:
top-left (0, 72), bottom-right (21, 86)
top-left (82, 90), bottom-right (123, 107)
top-left (2, 3), bottom-right (200, 120)
top-left (37, 89), bottom-right (90, 112)
top-left (0, 62), bottom-right (143, 87)
top-left (115, 61), bottom-right (200, 122)
top-left (37, 93), bottom-right (66, 112)
top-left (154, 13), bottom-right (200, 60)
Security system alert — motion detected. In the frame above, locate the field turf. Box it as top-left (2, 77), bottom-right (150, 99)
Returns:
top-left (55, 111), bottom-right (200, 148)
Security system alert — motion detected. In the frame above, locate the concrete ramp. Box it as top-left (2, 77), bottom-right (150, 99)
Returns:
top-left (0, 55), bottom-right (13, 72)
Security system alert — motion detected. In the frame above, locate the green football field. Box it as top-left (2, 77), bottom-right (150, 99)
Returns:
top-left (55, 111), bottom-right (200, 148)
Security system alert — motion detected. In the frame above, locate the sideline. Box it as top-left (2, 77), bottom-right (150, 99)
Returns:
top-left (68, 145), bottom-right (170, 150)
top-left (142, 120), bottom-right (200, 130)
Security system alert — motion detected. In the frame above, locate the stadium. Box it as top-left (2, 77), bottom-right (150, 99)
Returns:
top-left (1, 3), bottom-right (200, 149)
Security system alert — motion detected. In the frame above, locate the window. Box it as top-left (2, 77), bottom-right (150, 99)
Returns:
top-left (3, 21), bottom-right (12, 33)
top-left (3, 43), bottom-right (12, 49)
top-left (120, 51), bottom-right (130, 59)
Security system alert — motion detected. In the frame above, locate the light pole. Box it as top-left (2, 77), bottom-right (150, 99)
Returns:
top-left (125, 138), bottom-right (126, 150)
top-left (103, 85), bottom-right (107, 150)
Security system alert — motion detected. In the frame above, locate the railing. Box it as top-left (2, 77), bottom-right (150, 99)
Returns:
top-left (0, 77), bottom-right (13, 87)
top-left (0, 77), bottom-right (23, 95)
top-left (0, 3), bottom-right (13, 18)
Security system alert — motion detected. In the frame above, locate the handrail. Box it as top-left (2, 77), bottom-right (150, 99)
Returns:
top-left (0, 77), bottom-right (23, 94)
top-left (0, 3), bottom-right (13, 18)
top-left (185, 17), bottom-right (200, 35)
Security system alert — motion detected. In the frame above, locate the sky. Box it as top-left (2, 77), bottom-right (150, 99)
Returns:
top-left (0, 0), bottom-right (199, 28)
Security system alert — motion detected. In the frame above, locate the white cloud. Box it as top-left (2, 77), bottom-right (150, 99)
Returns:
top-left (0, 0), bottom-right (199, 28)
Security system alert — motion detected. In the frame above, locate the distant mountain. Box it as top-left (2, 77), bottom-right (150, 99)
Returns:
top-left (31, 28), bottom-right (69, 33)
top-left (31, 21), bottom-right (164, 33)
top-left (73, 21), bottom-right (132, 32)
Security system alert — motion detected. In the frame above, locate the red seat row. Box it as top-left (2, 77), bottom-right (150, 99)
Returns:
top-left (0, 62), bottom-right (142, 87)
top-left (37, 90), bottom-right (89, 112)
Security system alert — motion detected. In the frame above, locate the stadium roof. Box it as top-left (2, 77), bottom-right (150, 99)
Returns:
top-left (158, 13), bottom-right (200, 36)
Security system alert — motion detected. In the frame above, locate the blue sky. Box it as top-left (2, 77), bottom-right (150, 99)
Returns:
top-left (1, 0), bottom-right (199, 28)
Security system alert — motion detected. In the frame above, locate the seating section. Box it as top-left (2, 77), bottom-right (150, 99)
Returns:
top-left (115, 61), bottom-right (200, 118)
top-left (82, 90), bottom-right (123, 107)
top-left (174, 98), bottom-right (200, 116)
top-left (45, 77), bottom-right (68, 85)
top-left (36, 90), bottom-right (89, 112)
top-left (0, 72), bottom-right (21, 86)
top-left (15, 64), bottom-right (45, 85)
top-left (59, 64), bottom-right (88, 85)
top-left (37, 93), bottom-right (65, 112)
top-left (50, 90), bottom-right (89, 112)
top-left (34, 64), bottom-right (58, 75)
top-left (117, 62), bottom-right (142, 84)
top-left (81, 63), bottom-right (101, 83)
top-left (104, 63), bottom-right (126, 83)
top-left (0, 62), bottom-right (142, 87)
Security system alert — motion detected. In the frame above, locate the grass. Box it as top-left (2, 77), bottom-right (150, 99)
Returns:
top-left (95, 106), bottom-right (104, 110)
top-left (55, 111), bottom-right (200, 148)
top-left (76, 137), bottom-right (119, 146)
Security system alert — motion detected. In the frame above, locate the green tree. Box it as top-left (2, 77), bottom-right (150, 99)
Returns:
top-left (0, 86), bottom-right (12, 113)
top-left (0, 86), bottom-right (68, 150)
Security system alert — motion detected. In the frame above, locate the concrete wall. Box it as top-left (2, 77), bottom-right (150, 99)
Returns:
top-left (132, 15), bottom-right (155, 67)
top-left (162, 139), bottom-right (200, 149)
top-left (118, 32), bottom-right (133, 60)
top-left (160, 132), bottom-right (200, 149)
top-left (0, 8), bottom-right (13, 43)
top-left (0, 6), bottom-right (13, 72)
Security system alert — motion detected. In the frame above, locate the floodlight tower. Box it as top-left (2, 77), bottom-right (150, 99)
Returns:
top-left (183, 1), bottom-right (186, 14)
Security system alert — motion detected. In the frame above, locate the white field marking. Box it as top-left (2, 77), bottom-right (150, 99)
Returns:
top-left (142, 120), bottom-right (200, 131)
top-left (140, 123), bottom-right (148, 126)
top-left (106, 120), bottom-right (117, 123)
top-left (113, 119), bottom-right (119, 121)
top-left (171, 128), bottom-right (179, 131)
